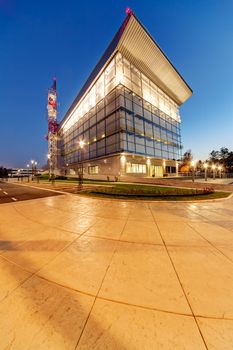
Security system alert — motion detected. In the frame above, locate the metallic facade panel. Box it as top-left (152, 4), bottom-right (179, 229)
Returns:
top-left (117, 16), bottom-right (192, 105)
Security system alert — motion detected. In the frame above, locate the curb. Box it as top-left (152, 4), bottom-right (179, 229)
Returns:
top-left (6, 181), bottom-right (233, 204)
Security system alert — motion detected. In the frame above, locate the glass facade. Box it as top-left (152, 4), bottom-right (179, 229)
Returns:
top-left (59, 53), bottom-right (182, 168)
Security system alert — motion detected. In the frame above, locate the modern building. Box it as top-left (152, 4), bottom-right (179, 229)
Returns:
top-left (58, 9), bottom-right (192, 179)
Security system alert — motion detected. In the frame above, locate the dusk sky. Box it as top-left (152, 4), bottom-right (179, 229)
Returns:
top-left (1, 0), bottom-right (233, 168)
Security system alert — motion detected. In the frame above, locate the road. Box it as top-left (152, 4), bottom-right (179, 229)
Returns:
top-left (0, 181), bottom-right (61, 204)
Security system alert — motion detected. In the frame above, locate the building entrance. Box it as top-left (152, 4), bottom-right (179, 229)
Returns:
top-left (149, 165), bottom-right (163, 177)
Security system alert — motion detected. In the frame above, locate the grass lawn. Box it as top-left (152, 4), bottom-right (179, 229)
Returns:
top-left (79, 183), bottom-right (230, 201)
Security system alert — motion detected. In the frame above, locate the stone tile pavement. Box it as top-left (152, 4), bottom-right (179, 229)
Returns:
top-left (1, 193), bottom-right (233, 348)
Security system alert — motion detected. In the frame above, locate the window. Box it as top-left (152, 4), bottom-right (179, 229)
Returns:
top-left (106, 113), bottom-right (117, 134)
top-left (134, 116), bottom-right (144, 135)
top-left (97, 120), bottom-right (105, 138)
top-left (126, 112), bottom-right (134, 132)
top-left (88, 166), bottom-right (99, 174)
top-left (144, 121), bottom-right (153, 138)
top-left (106, 99), bottom-right (116, 115)
top-left (106, 134), bottom-right (118, 153)
top-left (134, 103), bottom-right (143, 116)
top-left (126, 163), bottom-right (146, 174)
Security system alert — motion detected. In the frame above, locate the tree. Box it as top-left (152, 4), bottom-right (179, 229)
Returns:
top-left (225, 151), bottom-right (233, 171)
top-left (209, 150), bottom-right (220, 164)
top-left (0, 167), bottom-right (8, 178)
top-left (179, 149), bottom-right (193, 172)
top-left (219, 148), bottom-right (230, 163)
top-left (196, 160), bottom-right (203, 171)
top-left (208, 147), bottom-right (233, 172)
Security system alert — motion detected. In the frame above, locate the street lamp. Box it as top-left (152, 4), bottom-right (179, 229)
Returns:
top-left (191, 160), bottom-right (196, 183)
top-left (31, 160), bottom-right (34, 181)
top-left (35, 161), bottom-right (38, 175)
top-left (78, 140), bottom-right (85, 189)
top-left (212, 164), bottom-right (216, 180)
top-left (65, 163), bottom-right (69, 176)
top-left (218, 165), bottom-right (222, 178)
top-left (26, 164), bottom-right (30, 182)
top-left (203, 163), bottom-right (208, 182)
top-left (34, 161), bottom-right (39, 182)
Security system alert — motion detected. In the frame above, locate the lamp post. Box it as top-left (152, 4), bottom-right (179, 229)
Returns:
top-left (212, 164), bottom-right (216, 180)
top-left (35, 161), bottom-right (39, 183)
top-left (31, 160), bottom-right (34, 181)
top-left (191, 160), bottom-right (196, 182)
top-left (78, 140), bottom-right (85, 189)
top-left (65, 163), bottom-right (69, 176)
top-left (27, 164), bottom-right (30, 182)
top-left (204, 163), bottom-right (208, 182)
top-left (218, 165), bottom-right (222, 178)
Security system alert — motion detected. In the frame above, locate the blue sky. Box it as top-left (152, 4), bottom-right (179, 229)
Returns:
top-left (1, 0), bottom-right (233, 167)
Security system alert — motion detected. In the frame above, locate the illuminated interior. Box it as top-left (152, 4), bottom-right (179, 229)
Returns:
top-left (63, 53), bottom-right (180, 133)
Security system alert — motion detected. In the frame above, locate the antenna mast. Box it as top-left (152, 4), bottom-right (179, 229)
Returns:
top-left (47, 78), bottom-right (58, 181)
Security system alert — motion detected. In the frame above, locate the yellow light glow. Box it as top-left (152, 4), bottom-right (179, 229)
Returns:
top-left (203, 163), bottom-right (208, 169)
top-left (115, 72), bottom-right (124, 85)
top-left (120, 155), bottom-right (126, 164)
top-left (79, 140), bottom-right (85, 148)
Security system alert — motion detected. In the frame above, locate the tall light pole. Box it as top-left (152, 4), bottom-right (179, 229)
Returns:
top-left (218, 165), bottom-right (222, 178)
top-left (27, 164), bottom-right (30, 182)
top-left (31, 160), bottom-right (34, 181)
top-left (78, 140), bottom-right (85, 189)
top-left (204, 163), bottom-right (208, 182)
top-left (212, 164), bottom-right (216, 180)
top-left (191, 160), bottom-right (196, 182)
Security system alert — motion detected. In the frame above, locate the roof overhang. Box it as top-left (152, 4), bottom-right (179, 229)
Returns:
top-left (60, 12), bottom-right (192, 128)
top-left (117, 15), bottom-right (192, 105)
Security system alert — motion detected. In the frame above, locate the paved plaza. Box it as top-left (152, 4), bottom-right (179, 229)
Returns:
top-left (1, 189), bottom-right (233, 349)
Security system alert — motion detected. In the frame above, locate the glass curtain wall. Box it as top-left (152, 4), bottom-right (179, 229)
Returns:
top-left (60, 52), bottom-right (182, 165)
top-left (62, 53), bottom-right (180, 133)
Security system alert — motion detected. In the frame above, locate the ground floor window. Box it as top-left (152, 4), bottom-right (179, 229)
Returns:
top-left (149, 165), bottom-right (163, 177)
top-left (126, 163), bottom-right (146, 174)
top-left (166, 166), bottom-right (176, 174)
top-left (88, 166), bottom-right (99, 174)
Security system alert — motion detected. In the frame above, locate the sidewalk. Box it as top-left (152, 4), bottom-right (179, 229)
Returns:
top-left (1, 190), bottom-right (233, 348)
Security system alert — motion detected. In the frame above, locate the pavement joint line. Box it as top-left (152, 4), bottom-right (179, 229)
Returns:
top-left (0, 216), bottom-right (99, 306)
top-left (2, 248), bottom-right (231, 322)
top-left (187, 222), bottom-right (233, 267)
top-left (12, 205), bottom-right (84, 235)
top-left (13, 199), bottom-right (131, 223)
top-left (1, 250), bottom-right (233, 322)
top-left (1, 206), bottom-right (233, 324)
top-left (149, 206), bottom-right (209, 350)
top-left (74, 207), bottom-right (132, 349)
top-left (83, 233), bottom-right (214, 248)
top-left (187, 206), bottom-right (233, 233)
